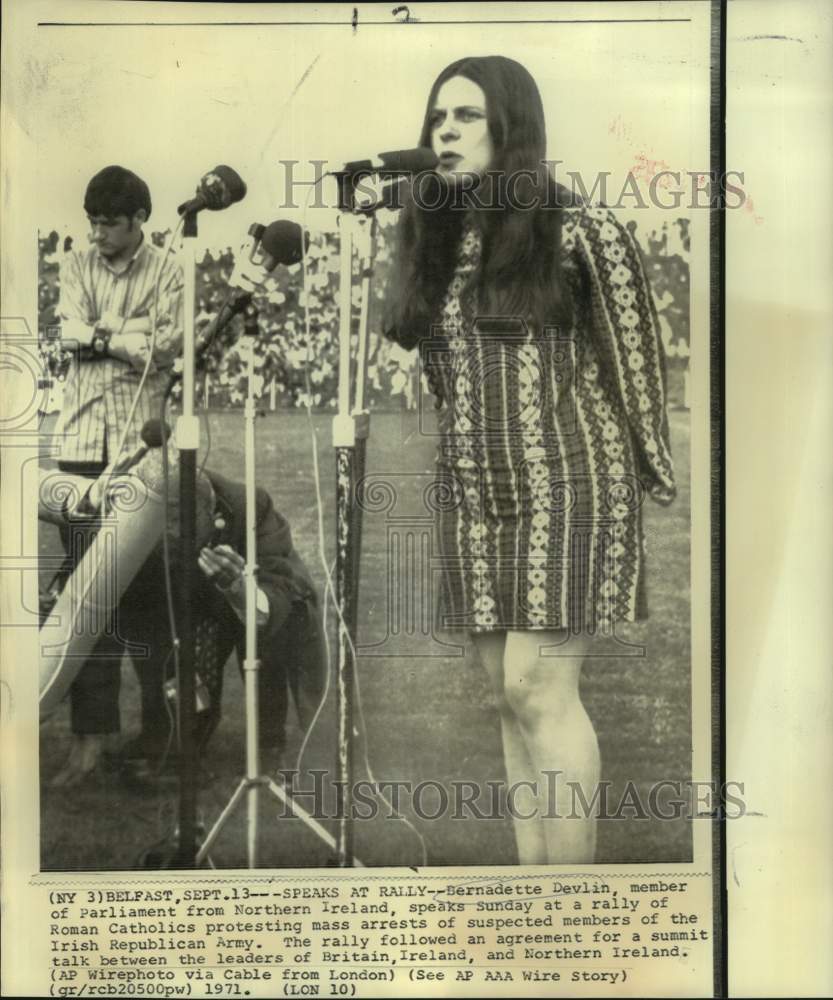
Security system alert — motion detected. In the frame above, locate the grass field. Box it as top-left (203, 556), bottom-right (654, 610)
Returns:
top-left (39, 406), bottom-right (692, 870)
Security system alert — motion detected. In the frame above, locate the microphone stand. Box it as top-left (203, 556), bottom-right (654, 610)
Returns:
top-left (331, 174), bottom-right (380, 866)
top-left (138, 231), bottom-right (252, 872)
top-left (195, 303), bottom-right (361, 868)
top-left (172, 209), bottom-right (201, 867)
top-left (166, 186), bottom-right (247, 867)
top-left (169, 211), bottom-right (256, 867)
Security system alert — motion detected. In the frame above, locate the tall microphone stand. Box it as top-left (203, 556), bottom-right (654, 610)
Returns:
top-left (168, 169), bottom-right (246, 867)
top-left (195, 303), bottom-right (361, 868)
top-left (331, 174), bottom-right (380, 866)
top-left (173, 210), bottom-right (201, 867)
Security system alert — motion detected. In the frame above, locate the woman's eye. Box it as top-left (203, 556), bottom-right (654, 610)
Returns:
top-left (428, 111), bottom-right (445, 129)
top-left (459, 109), bottom-right (484, 123)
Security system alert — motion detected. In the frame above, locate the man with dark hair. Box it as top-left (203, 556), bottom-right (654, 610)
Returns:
top-left (48, 166), bottom-right (184, 780)
top-left (56, 164), bottom-right (182, 475)
top-left (84, 164), bottom-right (153, 221)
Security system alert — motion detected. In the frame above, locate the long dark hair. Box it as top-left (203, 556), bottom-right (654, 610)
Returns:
top-left (385, 55), bottom-right (578, 352)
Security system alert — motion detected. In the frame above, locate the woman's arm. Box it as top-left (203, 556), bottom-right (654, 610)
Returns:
top-left (567, 206), bottom-right (676, 504)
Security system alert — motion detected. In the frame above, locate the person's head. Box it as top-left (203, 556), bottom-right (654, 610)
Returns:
top-left (84, 165), bottom-right (151, 261)
top-left (420, 56), bottom-right (547, 189)
top-left (386, 56), bottom-right (575, 359)
top-left (163, 472), bottom-right (217, 565)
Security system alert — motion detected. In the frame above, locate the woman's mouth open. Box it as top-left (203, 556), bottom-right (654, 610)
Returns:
top-left (439, 151), bottom-right (463, 167)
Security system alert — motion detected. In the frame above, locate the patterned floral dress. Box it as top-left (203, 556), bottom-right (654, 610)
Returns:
top-left (426, 206), bottom-right (676, 633)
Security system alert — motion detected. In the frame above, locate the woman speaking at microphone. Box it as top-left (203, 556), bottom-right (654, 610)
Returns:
top-left (384, 56), bottom-right (675, 864)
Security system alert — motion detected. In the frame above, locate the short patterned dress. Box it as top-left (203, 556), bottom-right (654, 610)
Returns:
top-left (426, 206), bottom-right (676, 633)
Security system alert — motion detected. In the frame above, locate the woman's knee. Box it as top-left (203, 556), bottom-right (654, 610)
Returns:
top-left (501, 632), bottom-right (585, 723)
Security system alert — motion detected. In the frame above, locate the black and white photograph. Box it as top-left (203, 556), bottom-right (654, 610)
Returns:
top-left (22, 1), bottom-right (827, 997)
top-left (5, 2), bottom-right (833, 998)
top-left (25, 3), bottom-right (712, 874)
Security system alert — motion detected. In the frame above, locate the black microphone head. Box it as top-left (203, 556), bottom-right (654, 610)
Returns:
top-left (199, 165), bottom-right (247, 210)
top-left (353, 176), bottom-right (409, 214)
top-left (140, 419), bottom-right (172, 449)
top-left (343, 158), bottom-right (374, 175)
top-left (377, 147), bottom-right (439, 174)
top-left (260, 220), bottom-right (309, 269)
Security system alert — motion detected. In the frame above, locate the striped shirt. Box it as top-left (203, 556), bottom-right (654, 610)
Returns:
top-left (55, 238), bottom-right (184, 466)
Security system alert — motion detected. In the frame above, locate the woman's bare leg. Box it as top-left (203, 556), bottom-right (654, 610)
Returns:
top-left (502, 630), bottom-right (600, 864)
top-left (472, 631), bottom-right (548, 864)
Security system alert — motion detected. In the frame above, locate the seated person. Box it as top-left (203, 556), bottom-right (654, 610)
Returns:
top-left (49, 455), bottom-right (325, 787)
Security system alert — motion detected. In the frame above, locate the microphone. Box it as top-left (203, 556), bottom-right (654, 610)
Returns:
top-left (353, 176), bottom-right (409, 214)
top-left (248, 220), bottom-right (308, 270)
top-left (177, 166), bottom-right (247, 217)
top-left (132, 420), bottom-right (179, 495)
top-left (194, 219), bottom-right (308, 363)
top-left (105, 419), bottom-right (171, 476)
top-left (259, 220), bottom-right (309, 269)
top-left (343, 147), bottom-right (439, 177)
top-left (231, 220), bottom-right (308, 292)
top-left (140, 418), bottom-right (172, 449)
top-left (336, 149), bottom-right (437, 211)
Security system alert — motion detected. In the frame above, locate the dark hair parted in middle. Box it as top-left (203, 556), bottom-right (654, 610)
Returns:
top-left (385, 55), bottom-right (579, 354)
